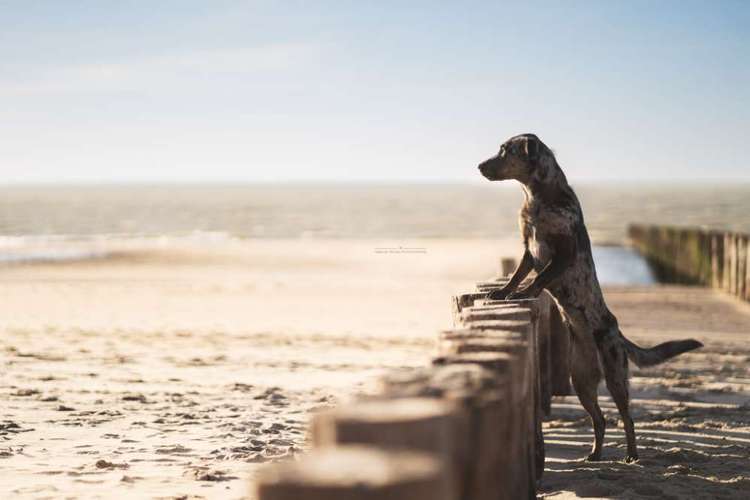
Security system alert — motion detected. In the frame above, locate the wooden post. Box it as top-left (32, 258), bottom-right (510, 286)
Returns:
top-left (459, 307), bottom-right (531, 330)
top-left (434, 351), bottom-right (527, 500)
top-left (451, 295), bottom-right (461, 326)
top-left (311, 398), bottom-right (458, 499)
top-left (695, 230), bottom-right (706, 285)
top-left (732, 233), bottom-right (740, 297)
top-left (711, 231), bottom-right (724, 290)
top-left (675, 228), bottom-right (686, 283)
top-left (438, 332), bottom-right (530, 488)
top-left (255, 446), bottom-right (449, 500)
top-left (475, 282), bottom-right (509, 293)
top-left (381, 362), bottom-right (523, 500)
top-left (737, 235), bottom-right (747, 300)
top-left (722, 232), bottom-right (730, 292)
top-left (700, 230), bottom-right (713, 286)
top-left (533, 292), bottom-right (553, 416)
top-left (379, 364), bottom-right (499, 500)
top-left (474, 280), bottom-right (566, 401)
top-left (515, 307), bottom-right (546, 486)
top-left (440, 329), bottom-right (523, 355)
top-left (548, 301), bottom-right (572, 396)
top-left (726, 233), bottom-right (736, 295)
top-left (692, 229), bottom-right (706, 285)
top-left (688, 229), bottom-right (703, 284)
top-left (466, 292), bottom-right (549, 483)
top-left (457, 301), bottom-right (543, 491)
top-left (451, 292), bottom-right (492, 325)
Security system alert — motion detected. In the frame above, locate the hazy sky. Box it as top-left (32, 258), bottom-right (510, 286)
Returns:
top-left (1, 1), bottom-right (748, 183)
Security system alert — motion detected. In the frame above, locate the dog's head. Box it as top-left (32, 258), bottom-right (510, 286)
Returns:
top-left (478, 133), bottom-right (557, 185)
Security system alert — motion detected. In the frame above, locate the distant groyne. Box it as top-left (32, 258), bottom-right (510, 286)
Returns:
top-left (628, 224), bottom-right (749, 302)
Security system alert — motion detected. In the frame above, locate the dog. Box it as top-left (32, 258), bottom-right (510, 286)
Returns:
top-left (478, 133), bottom-right (702, 462)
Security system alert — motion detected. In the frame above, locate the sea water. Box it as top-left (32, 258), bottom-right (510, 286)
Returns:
top-left (1, 183), bottom-right (748, 285)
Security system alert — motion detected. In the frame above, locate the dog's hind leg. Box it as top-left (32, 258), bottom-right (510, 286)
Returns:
top-left (601, 333), bottom-right (638, 462)
top-left (569, 328), bottom-right (605, 461)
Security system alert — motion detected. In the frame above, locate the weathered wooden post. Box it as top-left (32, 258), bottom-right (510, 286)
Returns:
top-left (471, 286), bottom-right (568, 400)
top-left (699, 230), bottom-right (713, 286)
top-left (380, 364), bottom-right (510, 500)
top-left (737, 235), bottom-right (747, 300)
top-left (697, 229), bottom-right (705, 285)
top-left (451, 292), bottom-right (491, 326)
top-left (472, 283), bottom-right (554, 477)
top-left (311, 398), bottom-right (458, 498)
top-left (456, 296), bottom-right (543, 492)
top-left (433, 351), bottom-right (526, 500)
top-left (696, 230), bottom-right (706, 285)
top-left (691, 229), bottom-right (705, 284)
top-left (711, 231), bottom-right (725, 290)
top-left (660, 226), bottom-right (674, 282)
top-left (735, 233), bottom-right (742, 298)
top-left (722, 232), bottom-right (730, 292)
top-left (536, 291), bottom-right (553, 411)
top-left (725, 232), bottom-right (736, 295)
top-left (547, 299), bottom-right (572, 396)
top-left (255, 446), bottom-right (449, 500)
top-left (670, 228), bottom-right (692, 285)
top-left (439, 337), bottom-right (529, 498)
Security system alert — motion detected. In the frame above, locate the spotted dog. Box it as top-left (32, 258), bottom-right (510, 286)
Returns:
top-left (478, 133), bottom-right (702, 462)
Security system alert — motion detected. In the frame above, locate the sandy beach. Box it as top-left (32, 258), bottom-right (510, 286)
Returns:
top-left (2, 239), bottom-right (749, 499)
top-left (4, 0), bottom-right (750, 497)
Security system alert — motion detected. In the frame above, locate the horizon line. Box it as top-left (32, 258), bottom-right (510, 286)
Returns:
top-left (2, 178), bottom-right (750, 188)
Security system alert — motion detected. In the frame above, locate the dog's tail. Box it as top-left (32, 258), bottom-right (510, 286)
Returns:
top-left (621, 332), bottom-right (703, 368)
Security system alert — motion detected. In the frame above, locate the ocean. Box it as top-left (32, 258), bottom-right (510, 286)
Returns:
top-left (1, 183), bottom-right (748, 284)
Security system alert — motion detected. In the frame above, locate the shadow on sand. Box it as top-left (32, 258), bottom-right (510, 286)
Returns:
top-left (539, 351), bottom-right (750, 499)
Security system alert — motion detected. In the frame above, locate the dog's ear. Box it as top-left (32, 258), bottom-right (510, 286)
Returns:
top-left (523, 136), bottom-right (539, 162)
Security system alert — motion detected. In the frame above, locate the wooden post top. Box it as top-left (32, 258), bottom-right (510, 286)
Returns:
top-left (440, 328), bottom-right (524, 341)
top-left (255, 446), bottom-right (448, 500)
top-left (315, 397), bottom-right (455, 425)
top-left (379, 364), bottom-right (502, 401)
top-left (434, 351), bottom-right (514, 375)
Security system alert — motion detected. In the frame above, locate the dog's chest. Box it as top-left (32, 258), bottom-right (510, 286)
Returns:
top-left (526, 225), bottom-right (553, 268)
top-left (521, 203), bottom-right (573, 268)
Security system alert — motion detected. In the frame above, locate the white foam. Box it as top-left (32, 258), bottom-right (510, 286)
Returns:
top-left (0, 249), bottom-right (111, 264)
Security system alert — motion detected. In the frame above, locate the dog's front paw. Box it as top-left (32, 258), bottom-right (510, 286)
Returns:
top-left (487, 288), bottom-right (510, 301)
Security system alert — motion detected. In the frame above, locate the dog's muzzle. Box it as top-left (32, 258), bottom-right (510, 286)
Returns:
top-left (478, 160), bottom-right (496, 180)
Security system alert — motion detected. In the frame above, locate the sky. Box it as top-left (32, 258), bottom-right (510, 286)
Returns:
top-left (0, 0), bottom-right (748, 184)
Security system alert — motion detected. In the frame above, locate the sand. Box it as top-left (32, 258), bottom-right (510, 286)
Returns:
top-left (541, 287), bottom-right (750, 499)
top-left (1, 239), bottom-right (749, 499)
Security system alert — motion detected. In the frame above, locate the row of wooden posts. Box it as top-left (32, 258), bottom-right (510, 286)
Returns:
top-left (254, 260), bottom-right (572, 500)
top-left (628, 224), bottom-right (750, 302)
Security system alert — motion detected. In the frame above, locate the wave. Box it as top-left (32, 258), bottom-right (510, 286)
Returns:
top-left (0, 230), bottom-right (239, 246)
top-left (0, 231), bottom-right (239, 265)
top-left (0, 249), bottom-right (112, 264)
